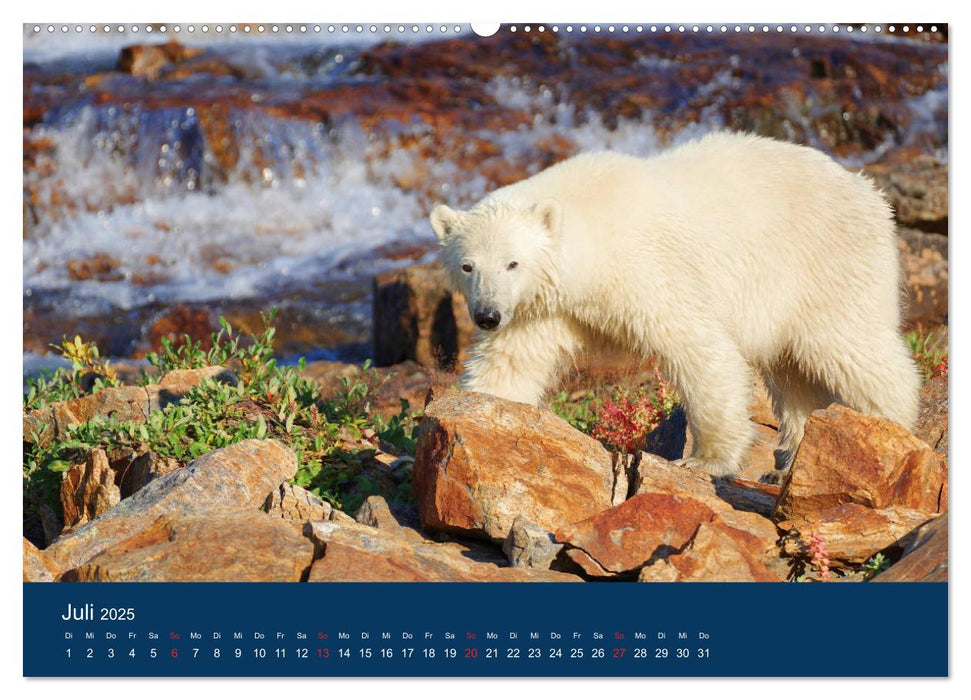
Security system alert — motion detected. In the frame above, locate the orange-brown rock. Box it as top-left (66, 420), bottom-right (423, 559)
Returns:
top-left (60, 449), bottom-right (121, 533)
top-left (873, 513), bottom-right (947, 582)
top-left (555, 493), bottom-right (716, 577)
top-left (138, 305), bottom-right (217, 358)
top-left (898, 228), bottom-right (948, 328)
top-left (372, 263), bottom-right (475, 370)
top-left (24, 538), bottom-right (59, 582)
top-left (65, 253), bottom-right (122, 282)
top-left (779, 504), bottom-right (936, 565)
top-left (775, 404), bottom-right (948, 524)
top-left (638, 516), bottom-right (782, 582)
top-left (632, 455), bottom-right (783, 571)
top-left (305, 520), bottom-right (581, 583)
top-left (118, 41), bottom-right (203, 80)
top-left (866, 151), bottom-right (948, 234)
top-left (45, 439), bottom-right (297, 571)
top-left (263, 483), bottom-right (336, 524)
top-left (915, 371), bottom-right (948, 459)
top-left (300, 359), bottom-right (454, 421)
top-left (26, 368), bottom-right (237, 448)
top-left (50, 386), bottom-right (155, 438)
top-left (66, 511), bottom-right (313, 582)
top-left (413, 391), bottom-right (616, 541)
top-left (354, 494), bottom-right (423, 541)
top-left (157, 365), bottom-right (238, 392)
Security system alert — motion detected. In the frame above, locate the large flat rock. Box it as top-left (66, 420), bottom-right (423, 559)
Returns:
top-left (45, 439), bottom-right (297, 571)
top-left (873, 513), bottom-right (947, 582)
top-left (66, 511), bottom-right (313, 582)
top-left (413, 391), bottom-right (616, 541)
top-left (306, 520), bottom-right (582, 582)
top-left (780, 504), bottom-right (936, 565)
top-left (775, 404), bottom-right (947, 524)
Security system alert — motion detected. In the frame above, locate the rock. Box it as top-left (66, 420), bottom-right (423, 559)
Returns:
top-left (157, 365), bottom-right (238, 392)
top-left (372, 263), bottom-right (475, 370)
top-left (554, 493), bottom-right (717, 577)
top-left (22, 411), bottom-right (53, 450)
top-left (566, 460), bottom-right (786, 579)
top-left (354, 494), bottom-right (425, 542)
top-left (866, 152), bottom-right (948, 233)
top-left (264, 483), bottom-right (335, 523)
top-left (66, 511), bottom-right (313, 582)
top-left (873, 513), bottom-right (947, 582)
top-left (45, 439), bottom-right (297, 571)
top-left (354, 494), bottom-right (399, 527)
top-left (774, 404), bottom-right (948, 524)
top-left (779, 504), bottom-right (936, 565)
top-left (413, 391), bottom-right (616, 541)
top-left (638, 516), bottom-right (782, 582)
top-left (305, 520), bottom-right (581, 582)
top-left (137, 305), bottom-right (217, 358)
top-left (65, 253), bottom-right (122, 282)
top-left (25, 367), bottom-right (237, 448)
top-left (611, 453), bottom-right (633, 506)
top-left (719, 477), bottom-right (782, 520)
top-left (118, 451), bottom-right (182, 498)
top-left (898, 228), bottom-right (948, 327)
top-left (300, 359), bottom-right (453, 420)
top-left (503, 516), bottom-right (564, 569)
top-left (773, 405), bottom-right (947, 568)
top-left (914, 370), bottom-right (948, 459)
top-left (23, 538), bottom-right (59, 582)
top-left (118, 41), bottom-right (202, 80)
top-left (632, 454), bottom-right (781, 536)
top-left (49, 386), bottom-right (156, 440)
top-left (329, 509), bottom-right (357, 524)
top-left (60, 449), bottom-right (121, 533)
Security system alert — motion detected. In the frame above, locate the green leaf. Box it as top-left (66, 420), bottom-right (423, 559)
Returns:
top-left (256, 414), bottom-right (267, 440)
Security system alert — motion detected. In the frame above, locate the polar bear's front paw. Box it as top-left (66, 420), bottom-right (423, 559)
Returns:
top-left (674, 456), bottom-right (741, 477)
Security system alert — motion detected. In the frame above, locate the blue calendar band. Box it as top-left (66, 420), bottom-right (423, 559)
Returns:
top-left (24, 582), bottom-right (947, 677)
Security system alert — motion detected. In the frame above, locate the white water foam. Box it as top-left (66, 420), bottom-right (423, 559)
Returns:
top-left (24, 58), bottom-right (946, 331)
top-left (25, 76), bottom-right (714, 317)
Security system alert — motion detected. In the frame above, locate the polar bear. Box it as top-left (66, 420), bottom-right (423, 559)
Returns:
top-left (429, 132), bottom-right (921, 477)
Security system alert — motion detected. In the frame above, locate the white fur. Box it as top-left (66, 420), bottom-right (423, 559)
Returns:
top-left (430, 132), bottom-right (921, 476)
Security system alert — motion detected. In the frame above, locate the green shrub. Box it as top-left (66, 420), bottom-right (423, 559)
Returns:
top-left (23, 310), bottom-right (421, 540)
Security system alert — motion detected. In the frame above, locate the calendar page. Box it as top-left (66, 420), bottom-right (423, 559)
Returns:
top-left (21, 20), bottom-right (948, 678)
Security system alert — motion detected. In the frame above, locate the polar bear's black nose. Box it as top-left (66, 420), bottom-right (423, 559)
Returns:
top-left (474, 309), bottom-right (501, 331)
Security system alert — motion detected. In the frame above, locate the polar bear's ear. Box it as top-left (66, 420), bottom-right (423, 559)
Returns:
top-left (533, 198), bottom-right (563, 239)
top-left (430, 204), bottom-right (460, 242)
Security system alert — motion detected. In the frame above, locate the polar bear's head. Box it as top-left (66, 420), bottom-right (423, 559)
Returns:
top-left (430, 199), bottom-right (562, 331)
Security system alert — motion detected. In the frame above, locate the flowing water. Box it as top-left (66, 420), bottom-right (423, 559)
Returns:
top-left (22, 26), bottom-right (948, 372)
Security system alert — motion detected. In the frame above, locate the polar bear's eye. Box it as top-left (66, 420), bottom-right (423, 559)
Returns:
top-left (461, 262), bottom-right (474, 273)
top-left (507, 261), bottom-right (519, 270)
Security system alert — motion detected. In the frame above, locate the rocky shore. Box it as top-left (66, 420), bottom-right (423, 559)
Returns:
top-left (24, 322), bottom-right (948, 583)
top-left (24, 30), bottom-right (948, 584)
top-left (24, 31), bottom-right (947, 359)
